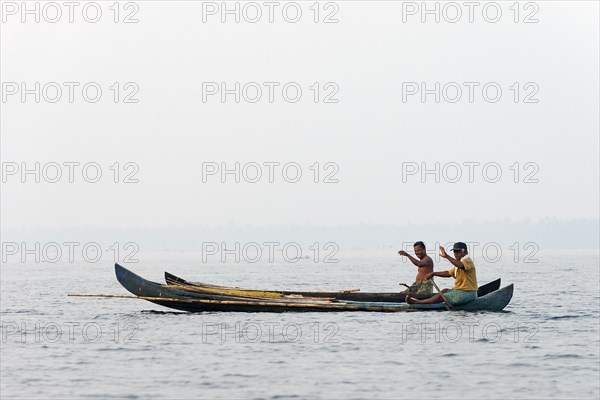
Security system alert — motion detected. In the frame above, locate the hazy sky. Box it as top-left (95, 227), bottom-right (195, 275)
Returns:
top-left (1, 1), bottom-right (599, 231)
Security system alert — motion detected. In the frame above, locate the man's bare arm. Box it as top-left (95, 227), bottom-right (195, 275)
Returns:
top-left (421, 255), bottom-right (434, 269)
top-left (445, 255), bottom-right (464, 269)
top-left (399, 251), bottom-right (431, 268)
top-left (439, 246), bottom-right (464, 269)
top-left (425, 271), bottom-right (452, 280)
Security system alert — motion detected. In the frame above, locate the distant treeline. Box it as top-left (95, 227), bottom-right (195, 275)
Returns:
top-left (2, 218), bottom-right (598, 251)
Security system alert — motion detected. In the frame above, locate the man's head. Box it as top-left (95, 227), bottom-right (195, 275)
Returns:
top-left (450, 242), bottom-right (468, 259)
top-left (413, 241), bottom-right (426, 259)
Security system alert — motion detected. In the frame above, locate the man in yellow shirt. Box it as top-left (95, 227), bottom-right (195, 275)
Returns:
top-left (406, 242), bottom-right (478, 306)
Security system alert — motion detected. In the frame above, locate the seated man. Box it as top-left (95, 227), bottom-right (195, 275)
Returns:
top-left (407, 242), bottom-right (478, 306)
top-left (398, 241), bottom-right (434, 296)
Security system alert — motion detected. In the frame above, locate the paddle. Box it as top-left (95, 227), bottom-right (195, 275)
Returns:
top-left (429, 278), bottom-right (454, 311)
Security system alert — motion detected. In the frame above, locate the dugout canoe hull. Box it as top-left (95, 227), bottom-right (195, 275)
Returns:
top-left (115, 264), bottom-right (513, 313)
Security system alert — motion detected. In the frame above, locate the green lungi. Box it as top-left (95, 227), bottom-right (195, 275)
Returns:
top-left (406, 280), bottom-right (433, 296)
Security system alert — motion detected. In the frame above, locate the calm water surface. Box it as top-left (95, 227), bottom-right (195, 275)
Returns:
top-left (1, 250), bottom-right (599, 399)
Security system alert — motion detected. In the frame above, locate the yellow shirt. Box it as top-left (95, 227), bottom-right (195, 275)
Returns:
top-left (448, 256), bottom-right (478, 291)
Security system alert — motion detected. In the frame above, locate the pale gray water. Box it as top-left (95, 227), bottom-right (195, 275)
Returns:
top-left (1, 250), bottom-right (599, 399)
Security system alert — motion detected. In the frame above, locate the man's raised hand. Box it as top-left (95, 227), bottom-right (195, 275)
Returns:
top-left (439, 246), bottom-right (448, 258)
top-left (398, 250), bottom-right (409, 257)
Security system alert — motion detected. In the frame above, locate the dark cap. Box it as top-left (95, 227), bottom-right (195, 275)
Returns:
top-left (450, 242), bottom-right (468, 252)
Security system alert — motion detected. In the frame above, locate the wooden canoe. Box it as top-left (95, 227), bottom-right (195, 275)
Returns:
top-left (164, 271), bottom-right (501, 302)
top-left (115, 264), bottom-right (416, 312)
top-left (113, 264), bottom-right (513, 313)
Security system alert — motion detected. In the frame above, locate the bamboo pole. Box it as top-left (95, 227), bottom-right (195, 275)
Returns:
top-left (165, 284), bottom-right (338, 302)
top-left (68, 293), bottom-right (417, 312)
top-left (167, 281), bottom-right (360, 295)
top-left (429, 279), bottom-right (454, 311)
